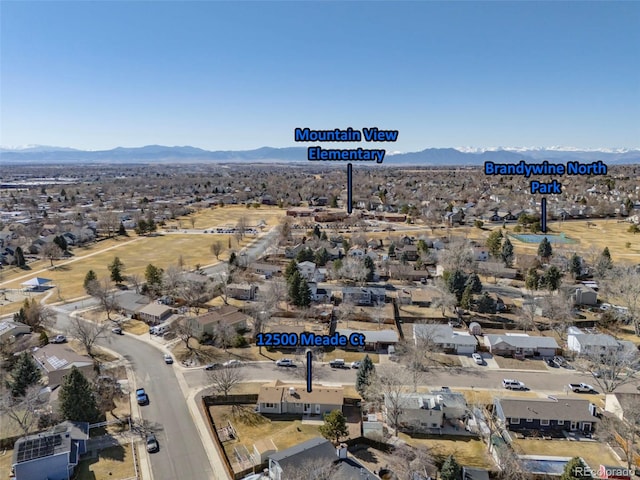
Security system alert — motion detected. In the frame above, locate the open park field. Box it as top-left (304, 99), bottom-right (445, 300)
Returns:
top-left (170, 204), bottom-right (285, 230)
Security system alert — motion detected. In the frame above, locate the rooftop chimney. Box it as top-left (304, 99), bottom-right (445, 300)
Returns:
top-left (336, 443), bottom-right (348, 459)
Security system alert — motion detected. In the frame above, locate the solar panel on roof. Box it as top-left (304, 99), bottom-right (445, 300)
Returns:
top-left (16, 435), bottom-right (57, 462)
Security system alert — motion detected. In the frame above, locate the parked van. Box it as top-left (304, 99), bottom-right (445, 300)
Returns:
top-left (151, 323), bottom-right (170, 336)
top-left (329, 359), bottom-right (346, 368)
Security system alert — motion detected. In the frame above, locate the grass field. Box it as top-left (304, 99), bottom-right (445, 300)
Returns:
top-left (511, 438), bottom-right (619, 470)
top-left (76, 444), bottom-right (136, 480)
top-left (399, 433), bottom-right (494, 468)
top-left (171, 205), bottom-right (285, 230)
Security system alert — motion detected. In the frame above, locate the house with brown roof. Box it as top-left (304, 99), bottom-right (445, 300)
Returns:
top-left (186, 305), bottom-right (249, 338)
top-left (137, 303), bottom-right (173, 324)
top-left (256, 380), bottom-right (344, 417)
top-left (226, 283), bottom-right (258, 300)
top-left (32, 344), bottom-right (94, 389)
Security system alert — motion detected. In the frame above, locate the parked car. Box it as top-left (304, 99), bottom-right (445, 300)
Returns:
top-left (351, 361), bottom-right (361, 369)
top-left (146, 434), bottom-right (159, 453)
top-left (472, 353), bottom-right (483, 365)
top-left (52, 334), bottom-right (66, 344)
top-left (329, 359), bottom-right (346, 368)
top-left (112, 327), bottom-right (123, 335)
top-left (276, 358), bottom-right (294, 367)
top-left (546, 357), bottom-right (559, 368)
top-left (136, 388), bottom-right (149, 405)
top-left (163, 354), bottom-right (173, 364)
top-left (568, 383), bottom-right (597, 393)
top-left (223, 359), bottom-right (243, 368)
top-left (502, 379), bottom-right (526, 390)
top-left (204, 363), bottom-right (222, 371)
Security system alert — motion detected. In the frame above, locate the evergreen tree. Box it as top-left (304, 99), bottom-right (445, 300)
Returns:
top-left (135, 218), bottom-right (148, 235)
top-left (486, 230), bottom-right (503, 258)
top-left (446, 270), bottom-right (468, 302)
top-left (388, 243), bottom-right (396, 257)
top-left (7, 352), bottom-right (41, 398)
top-left (460, 284), bottom-right (473, 310)
top-left (314, 248), bottom-right (329, 266)
top-left (476, 293), bottom-right (496, 313)
top-left (417, 239), bottom-right (428, 254)
top-left (118, 222), bottom-right (127, 236)
top-left (355, 355), bottom-right (375, 397)
top-left (14, 246), bottom-right (26, 267)
top-left (525, 268), bottom-right (540, 290)
top-left (296, 247), bottom-right (314, 263)
top-left (53, 235), bottom-right (68, 252)
top-left (501, 237), bottom-right (514, 267)
top-left (560, 457), bottom-right (593, 480)
top-left (288, 270), bottom-right (302, 305)
top-left (363, 256), bottom-right (375, 282)
top-left (108, 257), bottom-right (125, 284)
top-left (569, 253), bottom-right (582, 278)
top-left (83, 270), bottom-right (98, 294)
top-left (320, 231), bottom-right (328, 241)
top-left (440, 455), bottom-right (462, 480)
top-left (541, 265), bottom-right (563, 291)
top-left (58, 366), bottom-right (100, 423)
top-left (284, 260), bottom-right (299, 281)
top-left (318, 410), bottom-right (349, 444)
top-left (297, 278), bottom-right (312, 307)
top-left (465, 273), bottom-right (482, 294)
top-left (313, 225), bottom-right (322, 238)
top-left (595, 246), bottom-right (613, 277)
top-left (145, 264), bottom-right (163, 290)
top-left (537, 237), bottom-right (553, 260)
top-left (330, 195), bottom-right (338, 208)
top-left (147, 217), bottom-right (157, 233)
top-left (228, 252), bottom-right (237, 266)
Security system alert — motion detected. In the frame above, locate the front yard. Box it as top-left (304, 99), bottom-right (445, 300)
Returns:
top-left (76, 444), bottom-right (136, 480)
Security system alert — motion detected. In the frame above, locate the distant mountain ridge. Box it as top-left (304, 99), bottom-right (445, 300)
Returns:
top-left (1, 144), bottom-right (639, 165)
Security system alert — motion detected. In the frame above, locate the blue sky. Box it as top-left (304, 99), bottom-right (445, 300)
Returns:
top-left (1, 1), bottom-right (639, 151)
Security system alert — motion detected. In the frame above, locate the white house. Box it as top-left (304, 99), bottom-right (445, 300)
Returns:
top-left (413, 324), bottom-right (477, 354)
top-left (567, 326), bottom-right (630, 356)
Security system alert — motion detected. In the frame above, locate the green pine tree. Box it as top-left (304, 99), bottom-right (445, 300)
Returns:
top-left (318, 410), bottom-right (349, 444)
top-left (118, 222), bottom-right (127, 236)
top-left (58, 366), bottom-right (100, 423)
top-left (83, 270), bottom-right (98, 294)
top-left (440, 455), bottom-right (462, 480)
top-left (541, 265), bottom-right (562, 291)
top-left (108, 257), bottom-right (125, 284)
top-left (355, 355), bottom-right (375, 397)
top-left (465, 273), bottom-right (482, 294)
top-left (525, 268), bottom-right (540, 290)
top-left (297, 278), bottom-right (312, 307)
top-left (314, 248), bottom-right (329, 266)
top-left (537, 237), bottom-right (553, 260)
top-left (569, 253), bottom-right (582, 278)
top-left (446, 270), bottom-right (468, 302)
top-left (363, 256), bottom-right (375, 282)
top-left (7, 352), bottom-right (41, 398)
top-left (560, 457), bottom-right (593, 480)
top-left (486, 230), bottom-right (503, 258)
top-left (288, 270), bottom-right (302, 305)
top-left (501, 237), bottom-right (514, 267)
top-left (15, 246), bottom-right (26, 267)
top-left (460, 284), bottom-right (473, 310)
top-left (284, 260), bottom-right (299, 281)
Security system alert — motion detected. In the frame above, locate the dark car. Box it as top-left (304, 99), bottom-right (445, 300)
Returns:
top-left (204, 363), bottom-right (222, 370)
top-left (146, 434), bottom-right (159, 453)
top-left (546, 358), bottom-right (559, 367)
top-left (136, 388), bottom-right (149, 405)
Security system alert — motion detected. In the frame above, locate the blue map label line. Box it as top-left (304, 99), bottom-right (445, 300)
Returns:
top-left (347, 163), bottom-right (353, 214)
top-left (306, 351), bottom-right (312, 393)
top-left (541, 197), bottom-right (547, 233)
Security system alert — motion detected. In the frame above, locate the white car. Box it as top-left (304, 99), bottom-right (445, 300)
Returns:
top-left (276, 358), bottom-right (294, 367)
top-left (52, 334), bottom-right (66, 344)
top-left (223, 359), bottom-right (243, 368)
top-left (502, 379), bottom-right (526, 390)
top-left (163, 354), bottom-right (173, 364)
top-left (472, 353), bottom-right (483, 365)
top-left (351, 361), bottom-right (361, 369)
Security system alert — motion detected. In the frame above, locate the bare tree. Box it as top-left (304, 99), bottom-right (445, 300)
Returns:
top-left (178, 278), bottom-right (212, 315)
top-left (98, 210), bottom-right (120, 238)
top-left (89, 278), bottom-right (118, 321)
top-left (577, 346), bottom-right (639, 393)
top-left (0, 385), bottom-right (45, 435)
top-left (605, 266), bottom-right (640, 336)
top-left (235, 216), bottom-right (248, 241)
top-left (69, 315), bottom-right (109, 357)
top-left (210, 240), bottom-right (223, 260)
top-left (128, 273), bottom-right (143, 294)
top-left (175, 318), bottom-right (199, 351)
top-left (431, 280), bottom-right (457, 317)
top-left (438, 237), bottom-right (475, 272)
top-left (42, 242), bottom-right (63, 267)
top-left (215, 321), bottom-right (236, 351)
top-left (542, 291), bottom-right (573, 341)
top-left (390, 443), bottom-right (435, 480)
top-left (338, 257), bottom-right (368, 285)
top-left (207, 365), bottom-right (245, 399)
top-left (15, 298), bottom-right (55, 331)
top-left (367, 363), bottom-right (411, 436)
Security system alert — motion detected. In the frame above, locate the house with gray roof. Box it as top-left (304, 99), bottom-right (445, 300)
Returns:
top-left (484, 334), bottom-right (559, 358)
top-left (267, 437), bottom-right (377, 480)
top-left (32, 344), bottom-right (94, 389)
top-left (116, 291), bottom-right (152, 317)
top-left (0, 320), bottom-right (31, 343)
top-left (384, 390), bottom-right (469, 434)
top-left (494, 397), bottom-right (599, 436)
top-left (413, 324), bottom-right (477, 354)
top-left (567, 326), bottom-right (629, 356)
top-left (12, 421), bottom-right (89, 480)
top-left (336, 328), bottom-right (399, 351)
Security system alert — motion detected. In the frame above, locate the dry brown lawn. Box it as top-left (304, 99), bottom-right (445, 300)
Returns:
top-left (122, 319), bottom-right (150, 335)
top-left (209, 405), bottom-right (321, 460)
top-left (511, 438), bottom-right (619, 470)
top-left (0, 449), bottom-right (13, 476)
top-left (76, 444), bottom-right (136, 480)
top-left (399, 433), bottom-right (494, 468)
top-left (492, 356), bottom-right (548, 371)
top-left (171, 205), bottom-right (285, 230)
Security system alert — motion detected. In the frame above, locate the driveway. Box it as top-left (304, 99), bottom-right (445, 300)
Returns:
top-left (458, 353), bottom-right (500, 369)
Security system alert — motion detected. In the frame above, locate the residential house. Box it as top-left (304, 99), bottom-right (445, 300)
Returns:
top-left (252, 263), bottom-right (282, 277)
top-left (226, 283), bottom-right (258, 300)
top-left (308, 282), bottom-right (331, 303)
top-left (494, 397), bottom-right (599, 435)
top-left (116, 291), bottom-right (153, 318)
top-left (267, 438), bottom-right (377, 480)
top-left (284, 243), bottom-right (304, 259)
top-left (12, 421), bottom-right (89, 480)
top-left (297, 261), bottom-right (325, 282)
top-left (484, 334), bottom-right (559, 358)
top-left (413, 324), bottom-right (477, 354)
top-left (396, 244), bottom-right (419, 261)
top-left (0, 320), bottom-right (31, 343)
top-left (563, 285), bottom-right (598, 306)
top-left (342, 287), bottom-right (386, 306)
top-left (186, 305), bottom-right (249, 339)
top-left (32, 344), bottom-right (94, 389)
top-left (444, 210), bottom-right (464, 226)
top-left (336, 328), bottom-right (399, 351)
top-left (567, 326), bottom-right (634, 356)
top-left (256, 380), bottom-right (343, 416)
top-left (286, 207), bottom-right (317, 217)
top-left (384, 390), bottom-right (469, 434)
top-left (137, 303), bottom-right (173, 324)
